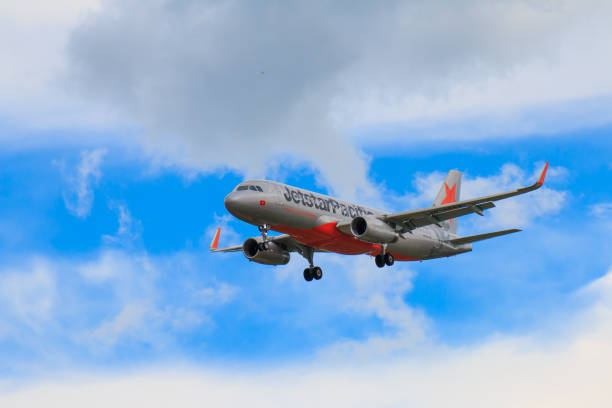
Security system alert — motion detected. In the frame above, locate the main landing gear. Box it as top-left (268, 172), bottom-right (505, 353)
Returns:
top-left (375, 252), bottom-right (394, 268)
top-left (303, 266), bottom-right (323, 281)
top-left (298, 245), bottom-right (323, 282)
top-left (374, 243), bottom-right (395, 268)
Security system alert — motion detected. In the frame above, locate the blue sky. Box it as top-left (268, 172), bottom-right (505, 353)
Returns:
top-left (2, 1), bottom-right (612, 406)
top-left (2, 126), bottom-right (611, 372)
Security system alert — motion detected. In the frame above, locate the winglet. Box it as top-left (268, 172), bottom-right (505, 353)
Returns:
top-left (537, 162), bottom-right (549, 186)
top-left (210, 227), bottom-right (221, 250)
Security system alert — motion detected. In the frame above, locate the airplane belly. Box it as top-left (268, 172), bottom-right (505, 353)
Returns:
top-left (388, 235), bottom-right (435, 259)
top-left (272, 222), bottom-right (378, 255)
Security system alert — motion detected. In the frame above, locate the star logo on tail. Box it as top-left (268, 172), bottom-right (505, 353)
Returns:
top-left (440, 182), bottom-right (457, 205)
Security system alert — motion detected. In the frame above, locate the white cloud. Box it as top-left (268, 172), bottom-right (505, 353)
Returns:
top-left (0, 259), bottom-right (56, 333)
top-left (196, 283), bottom-right (238, 306)
top-left (337, 1), bottom-right (612, 143)
top-left (590, 202), bottom-right (612, 218)
top-left (0, 0), bottom-right (108, 130)
top-left (59, 148), bottom-right (106, 218)
top-left (2, 266), bottom-right (612, 407)
top-left (0, 249), bottom-right (241, 358)
top-left (75, 250), bottom-right (202, 350)
top-left (78, 250), bottom-right (152, 284)
top-left (262, 254), bottom-right (430, 360)
top-left (86, 301), bottom-right (152, 348)
top-left (102, 202), bottom-right (142, 247)
top-left (318, 256), bottom-right (428, 359)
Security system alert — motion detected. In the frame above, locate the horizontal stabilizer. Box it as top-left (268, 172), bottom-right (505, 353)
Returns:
top-left (449, 228), bottom-right (521, 246)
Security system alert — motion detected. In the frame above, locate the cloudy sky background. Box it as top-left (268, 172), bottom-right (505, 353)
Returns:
top-left (1, 0), bottom-right (612, 406)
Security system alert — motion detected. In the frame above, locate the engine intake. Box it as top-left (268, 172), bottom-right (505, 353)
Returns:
top-left (242, 238), bottom-right (290, 265)
top-left (350, 216), bottom-right (398, 244)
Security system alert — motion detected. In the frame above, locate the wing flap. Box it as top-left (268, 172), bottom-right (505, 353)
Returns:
top-left (401, 202), bottom-right (496, 229)
top-left (449, 228), bottom-right (521, 245)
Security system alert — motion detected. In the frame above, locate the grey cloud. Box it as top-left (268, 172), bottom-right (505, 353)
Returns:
top-left (67, 0), bottom-right (373, 197)
top-left (65, 0), bottom-right (610, 197)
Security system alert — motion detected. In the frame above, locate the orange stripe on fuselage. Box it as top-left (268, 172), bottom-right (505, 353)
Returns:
top-left (271, 222), bottom-right (421, 261)
top-left (282, 206), bottom-right (317, 218)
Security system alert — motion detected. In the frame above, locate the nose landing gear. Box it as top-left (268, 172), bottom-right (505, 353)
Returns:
top-left (256, 226), bottom-right (324, 282)
top-left (258, 224), bottom-right (270, 250)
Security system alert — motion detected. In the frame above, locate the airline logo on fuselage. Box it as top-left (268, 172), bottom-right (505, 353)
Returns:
top-left (283, 187), bottom-right (373, 219)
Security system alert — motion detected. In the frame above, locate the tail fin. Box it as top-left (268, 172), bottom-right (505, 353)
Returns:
top-left (433, 170), bottom-right (462, 234)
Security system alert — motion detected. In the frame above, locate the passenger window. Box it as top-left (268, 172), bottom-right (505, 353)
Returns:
top-left (237, 185), bottom-right (248, 191)
top-left (256, 186), bottom-right (263, 192)
top-left (249, 186), bottom-right (257, 191)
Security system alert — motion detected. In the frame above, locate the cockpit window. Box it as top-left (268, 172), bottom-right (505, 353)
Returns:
top-left (236, 184), bottom-right (264, 192)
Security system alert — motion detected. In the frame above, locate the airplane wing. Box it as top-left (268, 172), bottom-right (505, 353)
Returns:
top-left (209, 227), bottom-right (328, 253)
top-left (382, 162), bottom-right (549, 231)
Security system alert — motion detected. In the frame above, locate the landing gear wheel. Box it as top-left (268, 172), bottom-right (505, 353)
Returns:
top-left (312, 266), bottom-right (323, 280)
top-left (259, 242), bottom-right (269, 251)
top-left (375, 254), bottom-right (385, 268)
top-left (303, 268), bottom-right (313, 281)
top-left (384, 253), bottom-right (394, 266)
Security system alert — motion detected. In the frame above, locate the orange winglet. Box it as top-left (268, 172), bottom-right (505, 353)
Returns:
top-left (537, 162), bottom-right (549, 186)
top-left (210, 227), bottom-right (221, 250)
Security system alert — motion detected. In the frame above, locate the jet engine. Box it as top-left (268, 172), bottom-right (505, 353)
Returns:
top-left (242, 238), bottom-right (290, 265)
top-left (350, 216), bottom-right (398, 244)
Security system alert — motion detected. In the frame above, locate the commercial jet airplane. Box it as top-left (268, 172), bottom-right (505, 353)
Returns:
top-left (211, 162), bottom-right (549, 281)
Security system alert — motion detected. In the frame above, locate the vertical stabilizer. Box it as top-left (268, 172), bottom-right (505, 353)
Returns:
top-left (433, 170), bottom-right (462, 234)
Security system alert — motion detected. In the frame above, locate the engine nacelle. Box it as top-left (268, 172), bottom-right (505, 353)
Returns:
top-left (242, 238), bottom-right (290, 265)
top-left (350, 216), bottom-right (398, 244)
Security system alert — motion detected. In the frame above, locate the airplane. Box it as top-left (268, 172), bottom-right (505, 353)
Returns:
top-left (211, 162), bottom-right (549, 281)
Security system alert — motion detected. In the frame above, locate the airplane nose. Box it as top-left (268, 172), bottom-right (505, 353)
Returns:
top-left (224, 192), bottom-right (251, 216)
